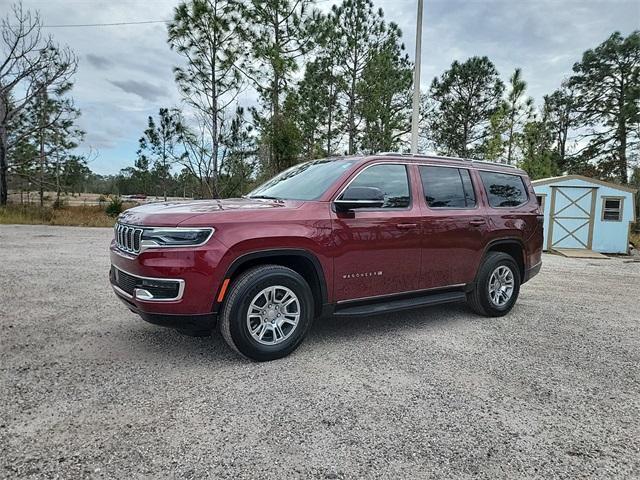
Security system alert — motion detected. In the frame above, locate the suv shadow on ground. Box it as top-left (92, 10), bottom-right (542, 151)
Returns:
top-left (122, 302), bottom-right (486, 363)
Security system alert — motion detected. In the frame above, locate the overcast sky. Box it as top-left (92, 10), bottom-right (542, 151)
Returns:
top-left (8, 0), bottom-right (639, 175)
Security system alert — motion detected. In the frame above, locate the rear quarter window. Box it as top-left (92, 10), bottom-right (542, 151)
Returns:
top-left (479, 171), bottom-right (529, 208)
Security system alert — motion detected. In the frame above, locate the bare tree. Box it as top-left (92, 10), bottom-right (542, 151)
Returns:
top-left (0, 2), bottom-right (77, 205)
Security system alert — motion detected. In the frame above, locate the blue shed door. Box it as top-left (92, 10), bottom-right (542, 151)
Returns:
top-left (548, 186), bottom-right (597, 250)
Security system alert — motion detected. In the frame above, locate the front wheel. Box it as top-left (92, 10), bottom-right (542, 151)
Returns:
top-left (219, 265), bottom-right (315, 361)
top-left (467, 252), bottom-right (521, 317)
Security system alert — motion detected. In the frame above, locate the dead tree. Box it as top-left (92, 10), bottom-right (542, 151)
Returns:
top-left (0, 2), bottom-right (77, 205)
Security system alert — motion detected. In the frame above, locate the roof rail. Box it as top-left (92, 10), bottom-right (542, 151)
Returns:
top-left (471, 159), bottom-right (517, 169)
top-left (376, 151), bottom-right (466, 161)
top-left (375, 151), bottom-right (518, 169)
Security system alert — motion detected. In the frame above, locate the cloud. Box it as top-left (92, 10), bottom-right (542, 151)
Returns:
top-left (108, 79), bottom-right (169, 102)
top-left (20, 0), bottom-right (639, 174)
top-left (84, 54), bottom-right (113, 70)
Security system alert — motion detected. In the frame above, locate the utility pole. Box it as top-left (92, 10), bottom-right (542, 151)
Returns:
top-left (410, 0), bottom-right (424, 154)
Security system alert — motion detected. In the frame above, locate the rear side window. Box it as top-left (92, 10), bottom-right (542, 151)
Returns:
top-left (479, 171), bottom-right (528, 207)
top-left (419, 166), bottom-right (476, 208)
top-left (346, 164), bottom-right (410, 208)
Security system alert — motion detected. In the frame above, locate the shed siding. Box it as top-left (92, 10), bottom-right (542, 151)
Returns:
top-left (533, 178), bottom-right (635, 254)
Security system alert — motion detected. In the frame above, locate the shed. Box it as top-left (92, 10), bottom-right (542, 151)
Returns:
top-left (532, 175), bottom-right (637, 254)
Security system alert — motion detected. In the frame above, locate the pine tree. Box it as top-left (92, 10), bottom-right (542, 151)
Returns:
top-left (426, 57), bottom-right (505, 157)
top-left (222, 107), bottom-right (256, 197)
top-left (482, 106), bottom-right (507, 161)
top-left (503, 68), bottom-right (533, 164)
top-left (517, 109), bottom-right (559, 180)
top-left (136, 108), bottom-right (184, 201)
top-left (568, 31), bottom-right (639, 183)
top-left (245, 0), bottom-right (316, 174)
top-left (543, 85), bottom-right (578, 173)
top-left (9, 79), bottom-right (83, 206)
top-left (168, 0), bottom-right (245, 197)
top-left (356, 33), bottom-right (412, 153)
top-left (293, 55), bottom-right (346, 159)
top-left (330, 0), bottom-right (390, 154)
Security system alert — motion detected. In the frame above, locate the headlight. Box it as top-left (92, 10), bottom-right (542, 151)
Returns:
top-left (140, 227), bottom-right (214, 248)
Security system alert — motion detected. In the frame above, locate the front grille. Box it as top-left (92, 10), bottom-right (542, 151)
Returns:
top-left (115, 222), bottom-right (143, 254)
top-left (110, 266), bottom-right (182, 300)
top-left (111, 266), bottom-right (138, 295)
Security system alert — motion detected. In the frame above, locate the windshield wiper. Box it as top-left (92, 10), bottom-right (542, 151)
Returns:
top-left (248, 195), bottom-right (280, 200)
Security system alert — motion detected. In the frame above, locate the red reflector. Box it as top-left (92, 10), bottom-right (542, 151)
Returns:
top-left (217, 279), bottom-right (230, 303)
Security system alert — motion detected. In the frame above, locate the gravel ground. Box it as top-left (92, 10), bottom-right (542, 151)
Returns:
top-left (1, 224), bottom-right (639, 479)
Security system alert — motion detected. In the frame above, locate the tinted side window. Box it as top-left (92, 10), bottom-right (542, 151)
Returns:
top-left (345, 164), bottom-right (410, 208)
top-left (479, 171), bottom-right (528, 207)
top-left (419, 166), bottom-right (476, 208)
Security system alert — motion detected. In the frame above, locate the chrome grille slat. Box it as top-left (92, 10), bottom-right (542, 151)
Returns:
top-left (115, 222), bottom-right (144, 254)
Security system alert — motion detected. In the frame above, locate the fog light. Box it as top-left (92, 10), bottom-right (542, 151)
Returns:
top-left (134, 288), bottom-right (154, 300)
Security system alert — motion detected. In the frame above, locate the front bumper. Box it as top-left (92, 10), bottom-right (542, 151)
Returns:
top-left (113, 291), bottom-right (217, 330)
top-left (109, 238), bottom-right (230, 316)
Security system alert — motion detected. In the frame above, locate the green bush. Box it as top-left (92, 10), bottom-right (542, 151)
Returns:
top-left (105, 196), bottom-right (123, 217)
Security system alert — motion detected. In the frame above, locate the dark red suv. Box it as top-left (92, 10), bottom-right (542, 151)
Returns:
top-left (110, 153), bottom-right (543, 361)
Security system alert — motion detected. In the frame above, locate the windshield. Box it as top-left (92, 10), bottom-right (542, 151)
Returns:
top-left (247, 159), bottom-right (357, 201)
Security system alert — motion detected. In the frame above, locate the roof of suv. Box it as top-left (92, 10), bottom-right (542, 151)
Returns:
top-left (347, 152), bottom-right (528, 176)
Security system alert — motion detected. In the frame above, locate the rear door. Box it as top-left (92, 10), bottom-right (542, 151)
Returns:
top-left (417, 165), bottom-right (489, 288)
top-left (330, 163), bottom-right (423, 302)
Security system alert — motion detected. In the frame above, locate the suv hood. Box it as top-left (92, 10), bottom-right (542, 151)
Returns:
top-left (118, 198), bottom-right (303, 227)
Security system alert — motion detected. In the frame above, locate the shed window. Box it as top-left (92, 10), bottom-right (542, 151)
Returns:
top-left (536, 194), bottom-right (546, 210)
top-left (602, 197), bottom-right (623, 221)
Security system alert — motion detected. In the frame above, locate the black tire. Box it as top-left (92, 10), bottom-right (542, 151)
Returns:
top-left (467, 252), bottom-right (521, 317)
top-left (219, 265), bottom-right (315, 361)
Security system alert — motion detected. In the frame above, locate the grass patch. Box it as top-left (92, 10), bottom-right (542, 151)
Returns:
top-left (630, 231), bottom-right (640, 248)
top-left (0, 204), bottom-right (118, 227)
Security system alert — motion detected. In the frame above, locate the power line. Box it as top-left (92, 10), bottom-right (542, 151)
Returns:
top-left (39, 20), bottom-right (170, 28)
top-left (5, 0), bottom-right (338, 29)
top-left (2, 20), bottom-right (170, 29)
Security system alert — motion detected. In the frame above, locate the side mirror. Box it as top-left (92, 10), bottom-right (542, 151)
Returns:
top-left (334, 186), bottom-right (385, 211)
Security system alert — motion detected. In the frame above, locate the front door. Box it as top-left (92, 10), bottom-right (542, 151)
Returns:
top-left (331, 163), bottom-right (423, 302)
top-left (548, 186), bottom-right (596, 250)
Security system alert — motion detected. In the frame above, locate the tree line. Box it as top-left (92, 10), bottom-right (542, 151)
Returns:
top-left (1, 0), bottom-right (638, 207)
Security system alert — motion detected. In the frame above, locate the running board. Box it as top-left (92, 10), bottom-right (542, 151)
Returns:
top-left (333, 291), bottom-right (467, 318)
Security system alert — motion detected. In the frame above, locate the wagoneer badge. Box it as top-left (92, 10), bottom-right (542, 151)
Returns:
top-left (343, 271), bottom-right (383, 279)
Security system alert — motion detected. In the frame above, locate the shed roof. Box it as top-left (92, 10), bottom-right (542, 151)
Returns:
top-left (532, 175), bottom-right (637, 194)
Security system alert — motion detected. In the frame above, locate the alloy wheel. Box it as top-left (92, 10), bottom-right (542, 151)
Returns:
top-left (246, 285), bottom-right (301, 345)
top-left (488, 265), bottom-right (515, 307)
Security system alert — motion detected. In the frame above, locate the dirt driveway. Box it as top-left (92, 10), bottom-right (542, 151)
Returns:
top-left (1, 225), bottom-right (638, 479)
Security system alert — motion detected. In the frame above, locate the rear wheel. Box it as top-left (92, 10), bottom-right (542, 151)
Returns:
top-left (467, 252), bottom-right (521, 317)
top-left (219, 265), bottom-right (315, 361)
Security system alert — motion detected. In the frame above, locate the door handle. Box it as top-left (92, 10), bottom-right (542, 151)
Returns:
top-left (469, 219), bottom-right (486, 226)
top-left (396, 223), bottom-right (418, 229)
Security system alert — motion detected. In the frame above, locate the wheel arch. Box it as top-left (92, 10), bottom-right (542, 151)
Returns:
top-left (217, 249), bottom-right (328, 317)
top-left (482, 238), bottom-right (526, 281)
